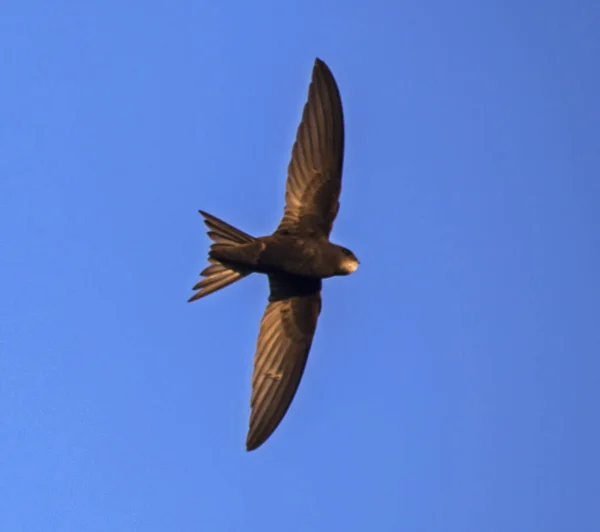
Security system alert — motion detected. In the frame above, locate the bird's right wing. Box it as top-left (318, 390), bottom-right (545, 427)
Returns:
top-left (246, 275), bottom-right (322, 451)
top-left (276, 58), bottom-right (345, 238)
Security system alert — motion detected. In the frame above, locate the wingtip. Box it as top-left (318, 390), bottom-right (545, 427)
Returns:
top-left (245, 427), bottom-right (269, 452)
top-left (245, 438), bottom-right (261, 452)
top-left (316, 55), bottom-right (334, 66)
top-left (314, 57), bottom-right (327, 69)
top-left (312, 58), bottom-right (336, 84)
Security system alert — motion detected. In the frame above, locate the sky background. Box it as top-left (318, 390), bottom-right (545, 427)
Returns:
top-left (1, 1), bottom-right (599, 530)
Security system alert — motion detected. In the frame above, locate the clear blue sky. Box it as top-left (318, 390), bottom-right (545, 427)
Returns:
top-left (2, 1), bottom-right (599, 530)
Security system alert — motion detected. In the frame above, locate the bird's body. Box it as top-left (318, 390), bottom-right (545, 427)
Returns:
top-left (189, 58), bottom-right (358, 451)
top-left (210, 233), bottom-right (357, 279)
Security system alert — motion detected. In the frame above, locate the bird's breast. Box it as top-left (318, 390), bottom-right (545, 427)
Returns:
top-left (258, 236), bottom-right (334, 278)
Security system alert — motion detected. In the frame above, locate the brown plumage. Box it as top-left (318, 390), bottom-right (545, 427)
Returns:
top-left (188, 58), bottom-right (359, 451)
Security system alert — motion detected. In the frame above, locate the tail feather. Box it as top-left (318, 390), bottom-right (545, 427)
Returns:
top-left (188, 211), bottom-right (256, 302)
top-left (200, 210), bottom-right (254, 244)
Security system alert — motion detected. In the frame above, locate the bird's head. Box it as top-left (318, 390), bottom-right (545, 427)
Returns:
top-left (336, 246), bottom-right (360, 275)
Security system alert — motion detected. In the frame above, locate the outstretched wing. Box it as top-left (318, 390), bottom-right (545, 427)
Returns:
top-left (246, 275), bottom-right (322, 451)
top-left (276, 58), bottom-right (345, 238)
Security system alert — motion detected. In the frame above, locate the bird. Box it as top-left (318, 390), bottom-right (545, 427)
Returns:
top-left (188, 58), bottom-right (359, 451)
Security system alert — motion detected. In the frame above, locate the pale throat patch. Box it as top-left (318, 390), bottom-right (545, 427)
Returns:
top-left (340, 256), bottom-right (359, 274)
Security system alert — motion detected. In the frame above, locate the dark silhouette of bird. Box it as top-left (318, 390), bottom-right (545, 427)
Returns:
top-left (188, 58), bottom-right (359, 451)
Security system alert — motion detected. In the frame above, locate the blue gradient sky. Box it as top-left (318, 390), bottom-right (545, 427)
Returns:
top-left (2, 1), bottom-right (599, 530)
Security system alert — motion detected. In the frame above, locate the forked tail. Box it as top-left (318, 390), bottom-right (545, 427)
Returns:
top-left (188, 211), bottom-right (256, 302)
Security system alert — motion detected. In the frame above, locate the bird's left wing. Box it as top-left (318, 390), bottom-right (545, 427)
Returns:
top-left (246, 275), bottom-right (322, 451)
